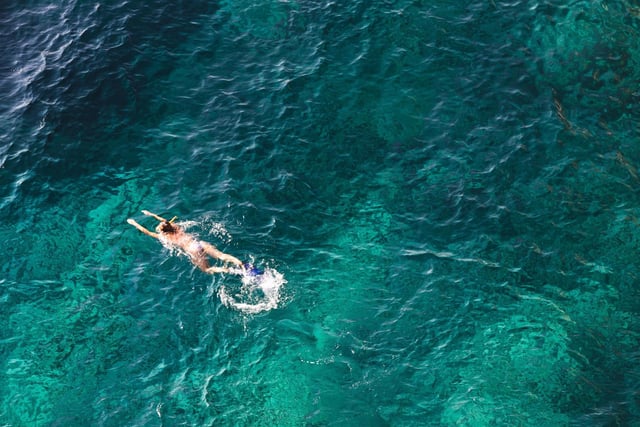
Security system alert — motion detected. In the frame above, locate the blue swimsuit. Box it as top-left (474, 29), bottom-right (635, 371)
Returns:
top-left (243, 262), bottom-right (264, 276)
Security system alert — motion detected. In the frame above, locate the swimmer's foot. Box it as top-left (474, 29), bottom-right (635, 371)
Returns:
top-left (242, 262), bottom-right (264, 276)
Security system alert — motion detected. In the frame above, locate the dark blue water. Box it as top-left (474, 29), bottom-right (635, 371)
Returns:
top-left (2, 0), bottom-right (640, 425)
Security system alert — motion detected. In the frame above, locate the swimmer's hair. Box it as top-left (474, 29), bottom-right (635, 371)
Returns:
top-left (160, 221), bottom-right (177, 233)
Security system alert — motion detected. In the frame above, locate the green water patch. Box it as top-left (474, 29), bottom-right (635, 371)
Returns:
top-left (439, 297), bottom-right (577, 426)
top-left (528, 1), bottom-right (640, 123)
top-left (219, 0), bottom-right (299, 39)
top-left (438, 278), bottom-right (640, 426)
top-left (197, 168), bottom-right (407, 425)
top-left (0, 177), bottom-right (156, 425)
top-left (4, 0), bottom-right (640, 424)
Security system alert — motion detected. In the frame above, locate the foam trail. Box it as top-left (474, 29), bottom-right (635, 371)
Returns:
top-left (218, 267), bottom-right (286, 314)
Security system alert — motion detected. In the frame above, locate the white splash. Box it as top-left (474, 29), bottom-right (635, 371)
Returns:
top-left (218, 267), bottom-right (286, 314)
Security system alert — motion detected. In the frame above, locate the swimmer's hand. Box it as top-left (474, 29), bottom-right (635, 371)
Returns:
top-left (141, 210), bottom-right (152, 216)
top-left (127, 218), bottom-right (137, 226)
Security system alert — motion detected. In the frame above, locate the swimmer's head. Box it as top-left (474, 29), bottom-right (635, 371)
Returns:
top-left (159, 221), bottom-right (177, 234)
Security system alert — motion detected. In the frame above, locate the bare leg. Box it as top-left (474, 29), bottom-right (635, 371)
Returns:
top-left (201, 242), bottom-right (243, 266)
top-left (206, 266), bottom-right (231, 274)
top-left (220, 253), bottom-right (243, 267)
top-left (191, 257), bottom-right (211, 272)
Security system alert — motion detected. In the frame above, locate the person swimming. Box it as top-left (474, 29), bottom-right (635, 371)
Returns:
top-left (127, 210), bottom-right (244, 274)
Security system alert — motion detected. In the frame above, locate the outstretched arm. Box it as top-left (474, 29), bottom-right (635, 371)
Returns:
top-left (201, 242), bottom-right (243, 266)
top-left (141, 210), bottom-right (167, 222)
top-left (127, 218), bottom-right (159, 239)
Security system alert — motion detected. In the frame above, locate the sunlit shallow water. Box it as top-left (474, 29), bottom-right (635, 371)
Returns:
top-left (2, 0), bottom-right (640, 425)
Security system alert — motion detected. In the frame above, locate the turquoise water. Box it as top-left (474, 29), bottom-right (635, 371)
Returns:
top-left (2, 0), bottom-right (640, 425)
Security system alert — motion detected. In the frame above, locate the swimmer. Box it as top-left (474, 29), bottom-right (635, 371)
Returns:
top-left (127, 210), bottom-right (244, 274)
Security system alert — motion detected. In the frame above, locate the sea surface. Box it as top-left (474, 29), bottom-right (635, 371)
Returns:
top-left (2, 0), bottom-right (640, 425)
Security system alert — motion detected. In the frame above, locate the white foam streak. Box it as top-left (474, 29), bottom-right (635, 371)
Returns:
top-left (218, 268), bottom-right (286, 314)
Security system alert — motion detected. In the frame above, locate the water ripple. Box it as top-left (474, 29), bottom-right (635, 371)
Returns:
top-left (2, 0), bottom-right (640, 425)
